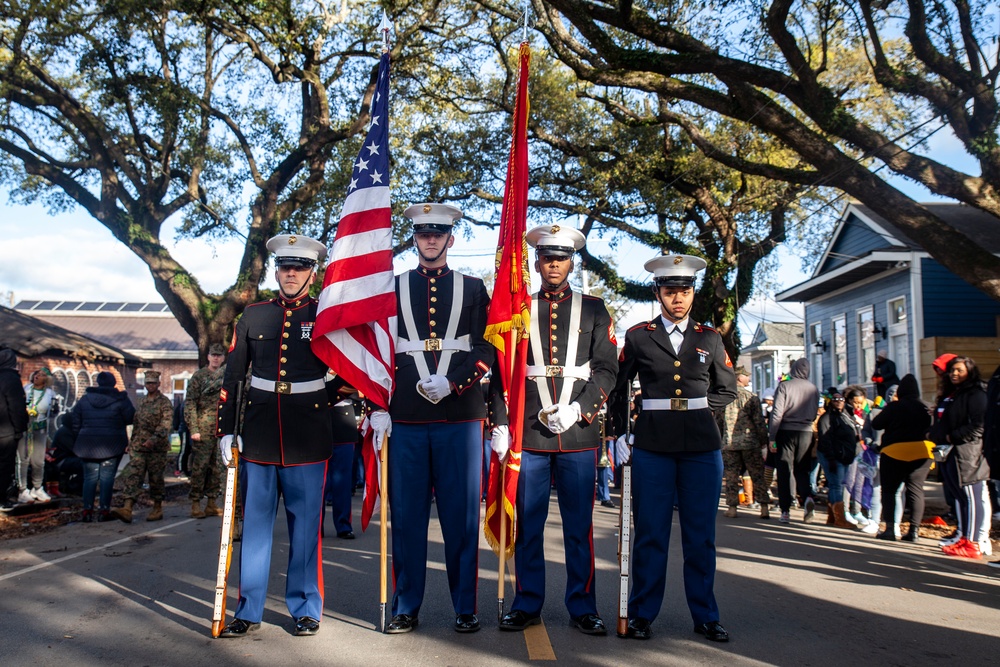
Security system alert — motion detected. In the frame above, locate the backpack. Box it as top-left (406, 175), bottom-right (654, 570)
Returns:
top-left (818, 415), bottom-right (858, 466)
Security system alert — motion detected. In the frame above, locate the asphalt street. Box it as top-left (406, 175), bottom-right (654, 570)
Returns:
top-left (1, 485), bottom-right (997, 666)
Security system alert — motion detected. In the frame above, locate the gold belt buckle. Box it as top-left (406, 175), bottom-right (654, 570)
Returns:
top-left (424, 338), bottom-right (442, 351)
top-left (275, 381), bottom-right (291, 395)
top-left (545, 365), bottom-right (563, 377)
top-left (670, 398), bottom-right (688, 411)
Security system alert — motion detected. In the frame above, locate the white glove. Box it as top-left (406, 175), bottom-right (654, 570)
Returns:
top-left (219, 434), bottom-right (243, 466)
top-left (419, 374), bottom-right (453, 402)
top-left (491, 425), bottom-right (510, 462)
top-left (540, 402), bottom-right (582, 434)
top-left (370, 410), bottom-right (392, 452)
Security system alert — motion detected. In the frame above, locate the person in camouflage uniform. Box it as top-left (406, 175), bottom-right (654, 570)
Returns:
top-left (113, 370), bottom-right (173, 523)
top-left (184, 343), bottom-right (226, 518)
top-left (715, 366), bottom-right (770, 519)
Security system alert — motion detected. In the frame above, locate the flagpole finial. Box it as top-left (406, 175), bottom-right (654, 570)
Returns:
top-left (380, 10), bottom-right (392, 53)
top-left (521, 1), bottom-right (530, 43)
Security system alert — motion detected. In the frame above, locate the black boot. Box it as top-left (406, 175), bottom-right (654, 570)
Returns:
top-left (902, 525), bottom-right (919, 542)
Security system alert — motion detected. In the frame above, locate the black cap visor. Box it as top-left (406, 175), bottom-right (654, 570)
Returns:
top-left (535, 245), bottom-right (575, 259)
top-left (413, 223), bottom-right (453, 235)
top-left (275, 256), bottom-right (317, 269)
top-left (654, 276), bottom-right (696, 287)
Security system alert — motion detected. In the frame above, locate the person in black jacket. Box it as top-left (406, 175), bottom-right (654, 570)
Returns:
top-left (930, 356), bottom-right (991, 559)
top-left (870, 375), bottom-right (933, 541)
top-left (816, 392), bottom-right (857, 528)
top-left (0, 348), bottom-right (29, 511)
top-left (71, 371), bottom-right (136, 522)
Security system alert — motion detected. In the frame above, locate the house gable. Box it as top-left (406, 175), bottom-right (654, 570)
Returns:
top-left (816, 210), bottom-right (901, 275)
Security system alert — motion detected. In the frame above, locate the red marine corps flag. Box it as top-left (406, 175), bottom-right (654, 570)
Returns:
top-left (312, 48), bottom-right (396, 531)
top-left (483, 41), bottom-right (531, 562)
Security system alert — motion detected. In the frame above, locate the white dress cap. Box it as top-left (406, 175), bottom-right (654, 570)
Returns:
top-left (526, 224), bottom-right (586, 258)
top-left (405, 202), bottom-right (463, 233)
top-left (644, 254), bottom-right (707, 286)
top-left (265, 234), bottom-right (328, 267)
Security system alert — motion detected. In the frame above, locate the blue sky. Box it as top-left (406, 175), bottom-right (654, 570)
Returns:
top-left (0, 125), bottom-right (975, 340)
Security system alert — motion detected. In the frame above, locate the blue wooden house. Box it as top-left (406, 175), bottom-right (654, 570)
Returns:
top-left (776, 203), bottom-right (1000, 397)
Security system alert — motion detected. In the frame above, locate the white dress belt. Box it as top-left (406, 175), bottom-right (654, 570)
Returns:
top-left (396, 337), bottom-right (471, 353)
top-left (525, 363), bottom-right (591, 381)
top-left (642, 397), bottom-right (709, 411)
top-left (250, 375), bottom-right (326, 395)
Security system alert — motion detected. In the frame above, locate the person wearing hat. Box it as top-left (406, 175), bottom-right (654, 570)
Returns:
top-left (375, 203), bottom-right (494, 634)
top-left (114, 369), bottom-right (173, 523)
top-left (490, 224), bottom-right (618, 636)
top-left (215, 233), bottom-right (341, 638)
top-left (609, 253), bottom-right (737, 642)
top-left (183, 343), bottom-right (227, 518)
top-left (871, 350), bottom-right (900, 399)
top-left (716, 365), bottom-right (770, 519)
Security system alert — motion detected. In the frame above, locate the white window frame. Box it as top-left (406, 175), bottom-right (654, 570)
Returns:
top-left (832, 315), bottom-right (847, 388)
top-left (857, 306), bottom-right (875, 386)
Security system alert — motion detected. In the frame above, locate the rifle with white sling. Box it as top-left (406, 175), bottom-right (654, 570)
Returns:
top-left (616, 393), bottom-right (634, 638)
top-left (211, 380), bottom-right (244, 638)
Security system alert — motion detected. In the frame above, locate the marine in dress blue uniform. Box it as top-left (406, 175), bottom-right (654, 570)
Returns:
top-left (490, 225), bottom-right (618, 635)
top-left (216, 234), bottom-right (336, 639)
top-left (381, 203), bottom-right (495, 634)
top-left (610, 254), bottom-right (737, 643)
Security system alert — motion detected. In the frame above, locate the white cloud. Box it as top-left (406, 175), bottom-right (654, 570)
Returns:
top-left (0, 201), bottom-right (252, 304)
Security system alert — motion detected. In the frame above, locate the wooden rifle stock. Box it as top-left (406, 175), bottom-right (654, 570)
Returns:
top-left (211, 380), bottom-right (244, 637)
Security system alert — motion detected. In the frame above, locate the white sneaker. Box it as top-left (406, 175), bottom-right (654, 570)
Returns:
top-left (861, 520), bottom-right (880, 535)
top-left (844, 511), bottom-right (859, 526)
top-left (17, 488), bottom-right (35, 504)
top-left (31, 487), bottom-right (51, 502)
top-left (939, 532), bottom-right (962, 547)
top-left (979, 540), bottom-right (993, 556)
top-left (894, 527), bottom-right (902, 539)
top-left (853, 512), bottom-right (870, 527)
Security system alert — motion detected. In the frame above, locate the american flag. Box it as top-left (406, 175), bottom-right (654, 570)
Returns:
top-left (312, 51), bottom-right (396, 530)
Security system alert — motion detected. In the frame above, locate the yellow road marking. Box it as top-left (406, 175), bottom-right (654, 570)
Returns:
top-left (525, 621), bottom-right (557, 660)
top-left (504, 558), bottom-right (556, 660)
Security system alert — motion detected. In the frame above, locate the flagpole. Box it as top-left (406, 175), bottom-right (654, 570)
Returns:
top-left (379, 433), bottom-right (389, 632)
top-left (496, 347), bottom-right (514, 621)
top-left (377, 11), bottom-right (392, 634)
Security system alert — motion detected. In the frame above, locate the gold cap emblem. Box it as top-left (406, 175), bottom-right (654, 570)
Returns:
top-left (289, 235), bottom-right (297, 244)
top-left (550, 225), bottom-right (561, 233)
top-left (423, 204), bottom-right (432, 213)
top-left (673, 256), bottom-right (683, 264)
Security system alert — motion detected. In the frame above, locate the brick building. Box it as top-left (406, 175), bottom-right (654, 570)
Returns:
top-left (0, 305), bottom-right (145, 415)
top-left (13, 300), bottom-right (199, 404)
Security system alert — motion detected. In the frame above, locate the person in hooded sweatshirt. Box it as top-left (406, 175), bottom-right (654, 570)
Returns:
top-left (0, 348), bottom-right (29, 512)
top-left (871, 374), bottom-right (933, 541)
top-left (70, 371), bottom-right (136, 522)
top-left (768, 358), bottom-right (820, 524)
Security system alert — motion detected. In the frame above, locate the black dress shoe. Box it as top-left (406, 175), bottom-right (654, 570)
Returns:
top-left (219, 618), bottom-right (261, 638)
top-left (499, 610), bottom-right (541, 631)
top-left (337, 530), bottom-right (355, 539)
top-left (386, 614), bottom-right (418, 634)
top-left (454, 613), bottom-right (480, 633)
top-left (622, 617), bottom-right (652, 640)
top-left (600, 500), bottom-right (617, 509)
top-left (694, 621), bottom-right (729, 642)
top-left (571, 613), bottom-right (607, 635)
top-left (294, 616), bottom-right (320, 636)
